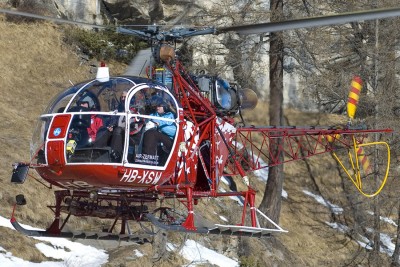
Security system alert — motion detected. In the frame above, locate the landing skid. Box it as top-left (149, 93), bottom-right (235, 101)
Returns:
top-left (10, 212), bottom-right (284, 241)
top-left (10, 215), bottom-right (152, 243)
top-left (10, 187), bottom-right (287, 241)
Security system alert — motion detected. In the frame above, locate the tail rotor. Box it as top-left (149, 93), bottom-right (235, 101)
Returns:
top-left (332, 76), bottom-right (391, 197)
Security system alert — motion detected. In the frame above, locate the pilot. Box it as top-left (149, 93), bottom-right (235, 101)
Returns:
top-left (141, 97), bottom-right (176, 164)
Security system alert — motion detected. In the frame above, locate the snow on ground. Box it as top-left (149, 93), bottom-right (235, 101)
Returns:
top-left (0, 216), bottom-right (108, 267)
top-left (0, 215), bottom-right (240, 267)
top-left (168, 240), bottom-right (239, 267)
top-left (304, 190), bottom-right (397, 257)
top-left (303, 189), bottom-right (343, 214)
top-left (366, 210), bottom-right (397, 227)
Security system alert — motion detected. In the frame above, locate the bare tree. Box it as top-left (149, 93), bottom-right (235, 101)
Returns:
top-left (258, 0), bottom-right (284, 224)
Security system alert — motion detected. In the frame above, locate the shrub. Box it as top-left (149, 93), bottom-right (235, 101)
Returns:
top-left (239, 255), bottom-right (262, 267)
top-left (63, 26), bottom-right (148, 64)
top-left (6, 0), bottom-right (54, 23)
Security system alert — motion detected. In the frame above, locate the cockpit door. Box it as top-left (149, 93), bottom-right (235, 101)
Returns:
top-left (124, 85), bottom-right (179, 167)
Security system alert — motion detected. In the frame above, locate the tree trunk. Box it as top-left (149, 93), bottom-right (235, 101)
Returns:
top-left (391, 200), bottom-right (400, 266)
top-left (259, 0), bottom-right (284, 224)
top-left (371, 196), bottom-right (381, 265)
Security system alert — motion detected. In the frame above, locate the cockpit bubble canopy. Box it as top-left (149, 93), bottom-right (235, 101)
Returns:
top-left (43, 77), bottom-right (157, 114)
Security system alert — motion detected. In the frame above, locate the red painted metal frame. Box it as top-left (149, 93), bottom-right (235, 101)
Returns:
top-left (225, 126), bottom-right (393, 176)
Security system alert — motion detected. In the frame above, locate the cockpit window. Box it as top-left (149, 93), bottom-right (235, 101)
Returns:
top-left (44, 82), bottom-right (85, 114)
top-left (63, 83), bottom-right (179, 166)
top-left (129, 87), bottom-right (177, 117)
top-left (67, 78), bottom-right (134, 112)
top-left (66, 113), bottom-right (125, 163)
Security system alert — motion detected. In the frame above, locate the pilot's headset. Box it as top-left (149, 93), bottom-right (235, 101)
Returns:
top-left (149, 96), bottom-right (166, 112)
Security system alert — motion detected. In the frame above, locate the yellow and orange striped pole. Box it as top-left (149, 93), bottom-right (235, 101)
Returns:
top-left (347, 76), bottom-right (362, 119)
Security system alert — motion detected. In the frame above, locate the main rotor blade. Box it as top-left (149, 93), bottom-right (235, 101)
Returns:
top-left (2, 6), bottom-right (400, 39)
top-left (0, 8), bottom-right (106, 29)
top-left (218, 7), bottom-right (400, 35)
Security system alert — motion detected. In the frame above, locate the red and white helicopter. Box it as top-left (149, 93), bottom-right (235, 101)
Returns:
top-left (5, 7), bottom-right (397, 242)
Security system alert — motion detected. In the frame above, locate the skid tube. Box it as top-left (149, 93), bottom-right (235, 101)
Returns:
top-left (10, 216), bottom-right (150, 243)
top-left (10, 203), bottom-right (151, 243)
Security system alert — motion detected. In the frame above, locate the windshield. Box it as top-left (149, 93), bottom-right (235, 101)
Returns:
top-left (43, 81), bottom-right (89, 114)
top-left (67, 78), bottom-right (134, 112)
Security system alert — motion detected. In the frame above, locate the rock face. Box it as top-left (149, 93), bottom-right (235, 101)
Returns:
top-left (57, 0), bottom-right (102, 24)
top-left (55, 0), bottom-right (199, 25)
top-left (5, 0), bottom-right (166, 25)
top-left (100, 0), bottom-right (151, 24)
top-left (99, 0), bottom-right (203, 25)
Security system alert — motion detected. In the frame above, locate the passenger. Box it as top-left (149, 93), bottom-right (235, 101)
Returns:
top-left (131, 91), bottom-right (146, 114)
top-left (141, 97), bottom-right (176, 164)
top-left (91, 90), bottom-right (130, 161)
top-left (117, 90), bottom-right (128, 112)
top-left (127, 105), bottom-right (145, 163)
top-left (68, 101), bottom-right (90, 148)
top-left (93, 116), bottom-right (124, 162)
top-left (79, 101), bottom-right (90, 109)
top-left (87, 107), bottom-right (103, 143)
top-left (129, 105), bottom-right (145, 138)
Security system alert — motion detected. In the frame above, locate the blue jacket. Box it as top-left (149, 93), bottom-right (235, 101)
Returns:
top-left (150, 112), bottom-right (176, 138)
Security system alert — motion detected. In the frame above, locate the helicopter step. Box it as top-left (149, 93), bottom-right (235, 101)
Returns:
top-left (146, 212), bottom-right (286, 237)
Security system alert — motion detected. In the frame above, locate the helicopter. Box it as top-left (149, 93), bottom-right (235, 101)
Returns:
top-left (4, 7), bottom-right (397, 242)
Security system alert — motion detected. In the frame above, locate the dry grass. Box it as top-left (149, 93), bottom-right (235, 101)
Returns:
top-left (0, 15), bottom-right (395, 267)
top-left (0, 16), bottom-right (125, 260)
top-left (0, 227), bottom-right (49, 262)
